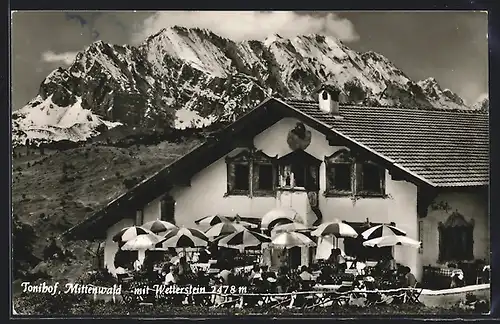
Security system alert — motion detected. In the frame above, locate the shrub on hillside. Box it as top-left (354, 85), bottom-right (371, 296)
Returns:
top-left (123, 177), bottom-right (140, 189)
top-left (59, 174), bottom-right (76, 183)
top-left (13, 215), bottom-right (39, 279)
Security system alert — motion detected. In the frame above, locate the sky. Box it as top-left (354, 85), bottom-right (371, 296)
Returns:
top-left (11, 11), bottom-right (488, 110)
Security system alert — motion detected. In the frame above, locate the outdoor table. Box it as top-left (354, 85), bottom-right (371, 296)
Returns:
top-left (235, 265), bottom-right (253, 274)
top-left (191, 263), bottom-right (211, 272)
top-left (313, 284), bottom-right (342, 291)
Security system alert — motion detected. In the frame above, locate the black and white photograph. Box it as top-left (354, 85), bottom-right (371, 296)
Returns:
top-left (11, 10), bottom-right (490, 316)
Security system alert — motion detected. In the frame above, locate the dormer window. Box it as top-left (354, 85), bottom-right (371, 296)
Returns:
top-left (325, 149), bottom-right (386, 198)
top-left (278, 150), bottom-right (321, 191)
top-left (226, 149), bottom-right (277, 197)
top-left (356, 160), bottom-right (386, 196)
top-left (322, 91), bottom-right (329, 100)
top-left (325, 149), bottom-right (353, 196)
top-left (234, 164), bottom-right (250, 191)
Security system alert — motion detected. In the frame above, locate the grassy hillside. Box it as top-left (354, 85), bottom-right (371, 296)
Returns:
top-left (12, 139), bottom-right (201, 282)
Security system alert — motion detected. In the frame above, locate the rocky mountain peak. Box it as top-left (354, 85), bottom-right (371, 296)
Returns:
top-left (13, 26), bottom-right (479, 146)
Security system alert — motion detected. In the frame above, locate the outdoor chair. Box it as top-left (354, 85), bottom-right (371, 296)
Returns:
top-left (403, 283), bottom-right (423, 304)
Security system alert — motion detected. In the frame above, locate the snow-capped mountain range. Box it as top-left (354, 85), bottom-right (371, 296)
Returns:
top-left (12, 26), bottom-right (487, 146)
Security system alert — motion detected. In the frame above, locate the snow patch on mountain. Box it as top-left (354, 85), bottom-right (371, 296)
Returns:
top-left (174, 107), bottom-right (217, 129)
top-left (12, 95), bottom-right (121, 146)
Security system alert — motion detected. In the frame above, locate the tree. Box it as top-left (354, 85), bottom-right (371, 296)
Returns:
top-left (12, 215), bottom-right (39, 278)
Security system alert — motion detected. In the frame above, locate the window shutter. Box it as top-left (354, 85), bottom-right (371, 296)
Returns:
top-left (252, 163), bottom-right (260, 190)
top-left (325, 164), bottom-right (334, 191)
top-left (355, 163), bottom-right (363, 192)
top-left (309, 165), bottom-right (318, 190)
top-left (379, 167), bottom-right (386, 194)
top-left (227, 162), bottom-right (235, 193)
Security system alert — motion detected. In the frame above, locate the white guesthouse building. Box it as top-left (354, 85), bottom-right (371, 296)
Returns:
top-left (64, 87), bottom-right (489, 281)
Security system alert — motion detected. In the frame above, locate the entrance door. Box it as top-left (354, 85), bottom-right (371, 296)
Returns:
top-left (289, 247), bottom-right (302, 269)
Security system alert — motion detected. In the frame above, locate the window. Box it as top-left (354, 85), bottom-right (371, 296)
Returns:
top-left (234, 164), bottom-right (250, 190)
top-left (325, 150), bottom-right (353, 196)
top-left (254, 164), bottom-right (274, 191)
top-left (160, 196), bottom-right (175, 224)
top-left (356, 161), bottom-right (385, 196)
top-left (226, 151), bottom-right (251, 196)
top-left (226, 149), bottom-right (277, 196)
top-left (438, 212), bottom-right (474, 262)
top-left (343, 221), bottom-right (393, 261)
top-left (278, 150), bottom-right (320, 190)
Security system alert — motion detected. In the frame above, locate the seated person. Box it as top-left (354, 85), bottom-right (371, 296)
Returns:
top-left (248, 264), bottom-right (260, 281)
top-left (198, 248), bottom-right (211, 263)
top-left (450, 271), bottom-right (465, 288)
top-left (164, 265), bottom-right (179, 285)
top-left (132, 258), bottom-right (143, 272)
top-left (260, 265), bottom-right (276, 280)
top-left (217, 266), bottom-right (232, 285)
top-left (276, 266), bottom-right (290, 293)
top-left (403, 266), bottom-right (417, 288)
top-left (382, 255), bottom-right (397, 271)
top-left (329, 248), bottom-right (347, 273)
top-left (317, 265), bottom-right (334, 284)
top-left (299, 266), bottom-right (315, 290)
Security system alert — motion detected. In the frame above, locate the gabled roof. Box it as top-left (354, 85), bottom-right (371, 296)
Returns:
top-left (284, 99), bottom-right (489, 187)
top-left (63, 97), bottom-right (489, 239)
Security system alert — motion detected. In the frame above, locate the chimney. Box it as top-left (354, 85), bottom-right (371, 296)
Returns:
top-left (317, 84), bottom-right (341, 117)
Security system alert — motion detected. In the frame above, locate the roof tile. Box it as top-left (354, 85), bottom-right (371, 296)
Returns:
top-left (285, 99), bottom-right (489, 187)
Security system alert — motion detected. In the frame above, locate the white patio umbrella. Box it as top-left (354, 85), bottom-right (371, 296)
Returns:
top-left (112, 226), bottom-right (153, 243)
top-left (311, 220), bottom-right (358, 238)
top-left (205, 222), bottom-right (247, 238)
top-left (363, 234), bottom-right (421, 249)
top-left (121, 233), bottom-right (163, 251)
top-left (270, 232), bottom-right (317, 249)
top-left (142, 220), bottom-right (177, 234)
top-left (158, 227), bottom-right (209, 249)
top-left (218, 229), bottom-right (271, 251)
top-left (195, 214), bottom-right (231, 227)
top-left (271, 222), bottom-right (309, 236)
top-left (261, 207), bottom-right (302, 230)
top-left (361, 224), bottom-right (407, 240)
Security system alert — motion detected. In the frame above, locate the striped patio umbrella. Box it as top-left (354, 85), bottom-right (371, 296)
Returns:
top-left (142, 220), bottom-right (177, 234)
top-left (361, 224), bottom-right (407, 240)
top-left (218, 229), bottom-right (271, 250)
top-left (270, 232), bottom-right (317, 249)
top-left (121, 233), bottom-right (163, 251)
top-left (261, 207), bottom-right (301, 230)
top-left (363, 234), bottom-right (421, 249)
top-left (311, 221), bottom-right (358, 238)
top-left (112, 226), bottom-right (153, 243)
top-left (271, 222), bottom-right (309, 236)
top-left (205, 222), bottom-right (247, 238)
top-left (195, 215), bottom-right (231, 227)
top-left (158, 227), bottom-right (209, 249)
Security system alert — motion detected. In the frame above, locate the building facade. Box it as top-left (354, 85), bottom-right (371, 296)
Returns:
top-left (65, 90), bottom-right (489, 282)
